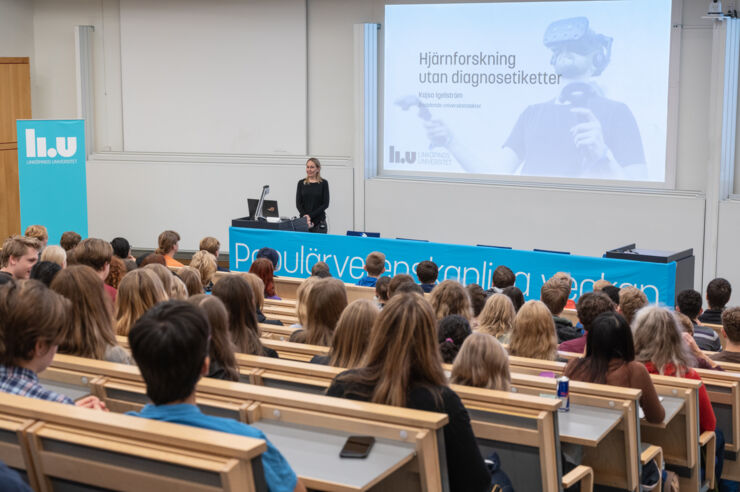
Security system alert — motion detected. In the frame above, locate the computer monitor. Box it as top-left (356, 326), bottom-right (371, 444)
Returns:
top-left (248, 199), bottom-right (279, 219)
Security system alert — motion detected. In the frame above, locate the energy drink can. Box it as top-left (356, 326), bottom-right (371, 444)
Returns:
top-left (557, 376), bottom-right (570, 412)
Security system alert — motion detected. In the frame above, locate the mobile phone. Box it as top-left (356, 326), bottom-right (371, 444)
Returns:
top-left (339, 435), bottom-right (375, 459)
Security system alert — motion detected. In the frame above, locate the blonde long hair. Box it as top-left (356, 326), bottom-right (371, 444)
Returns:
top-left (329, 299), bottom-right (378, 368)
top-left (508, 300), bottom-right (558, 361)
top-left (115, 269), bottom-right (168, 335)
top-left (50, 265), bottom-right (118, 359)
top-left (303, 157), bottom-right (323, 184)
top-left (633, 305), bottom-right (694, 376)
top-left (451, 333), bottom-right (511, 391)
top-left (477, 294), bottom-right (516, 339)
top-left (332, 293), bottom-right (447, 407)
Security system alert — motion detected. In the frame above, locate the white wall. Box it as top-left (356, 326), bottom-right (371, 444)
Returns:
top-left (17, 0), bottom-right (738, 296)
top-left (0, 0), bottom-right (34, 58)
top-left (717, 199), bottom-right (740, 305)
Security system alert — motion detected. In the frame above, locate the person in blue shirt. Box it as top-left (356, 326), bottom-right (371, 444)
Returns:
top-left (126, 300), bottom-right (305, 492)
top-left (356, 251), bottom-right (385, 287)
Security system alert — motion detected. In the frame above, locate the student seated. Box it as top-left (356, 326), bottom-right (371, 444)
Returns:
top-left (249, 258), bottom-right (280, 300)
top-left (508, 300), bottom-right (559, 361)
top-left (601, 285), bottom-right (621, 305)
top-left (41, 245), bottom-right (67, 268)
top-left (30, 261), bottom-right (61, 287)
top-left (356, 251), bottom-right (385, 287)
top-left (176, 266), bottom-right (204, 297)
top-left (466, 284), bottom-right (487, 327)
top-left (69, 238), bottom-right (118, 303)
top-left (387, 274), bottom-right (417, 298)
top-left (310, 299), bottom-right (378, 367)
top-left (127, 300), bottom-right (305, 492)
top-left (711, 307), bottom-right (740, 363)
top-left (24, 224), bottom-right (48, 250)
top-left (156, 230), bottom-right (184, 267)
top-left (238, 272), bottom-right (283, 326)
top-left (502, 285), bottom-right (525, 312)
top-left (106, 256), bottom-right (127, 291)
top-left (188, 295), bottom-right (240, 381)
top-left (540, 276), bottom-right (580, 343)
top-left (564, 312), bottom-right (664, 423)
top-left (486, 265), bottom-right (515, 295)
top-left (115, 269), bottom-right (169, 336)
top-left (477, 293), bottom-right (516, 344)
top-left (676, 289), bottom-right (721, 352)
top-left (111, 237), bottom-right (135, 262)
top-left (0, 280), bottom-right (106, 410)
top-left (633, 306), bottom-right (716, 433)
top-left (416, 260), bottom-right (438, 293)
top-left (450, 333), bottom-right (511, 391)
top-left (310, 261), bottom-right (331, 278)
top-left (51, 266), bottom-right (132, 364)
top-left (375, 275), bottom-right (390, 308)
top-left (212, 275), bottom-right (278, 358)
top-left (327, 293), bottom-right (492, 492)
top-left (438, 314), bottom-right (472, 364)
top-left (60, 231), bottom-right (81, 252)
top-left (199, 236), bottom-right (228, 272)
top-left (558, 292), bottom-right (615, 354)
top-left (617, 286), bottom-right (648, 325)
top-left (190, 250), bottom-right (217, 293)
top-left (256, 247), bottom-right (280, 270)
top-left (289, 278), bottom-right (347, 346)
top-left (0, 235), bottom-right (41, 280)
top-left (699, 278), bottom-right (732, 325)
top-left (429, 280), bottom-right (472, 321)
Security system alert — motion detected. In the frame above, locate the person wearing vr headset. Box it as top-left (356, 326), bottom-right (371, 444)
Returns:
top-left (425, 17), bottom-right (646, 179)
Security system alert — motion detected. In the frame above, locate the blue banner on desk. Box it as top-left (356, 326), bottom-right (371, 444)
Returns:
top-left (230, 228), bottom-right (678, 306)
top-left (16, 120), bottom-right (88, 244)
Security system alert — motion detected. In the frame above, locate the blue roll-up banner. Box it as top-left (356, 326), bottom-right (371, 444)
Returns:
top-left (16, 120), bottom-right (88, 244)
top-left (230, 227), bottom-right (678, 306)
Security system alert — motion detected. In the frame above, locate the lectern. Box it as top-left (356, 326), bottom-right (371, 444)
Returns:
top-left (232, 216), bottom-right (309, 232)
top-left (604, 244), bottom-right (694, 296)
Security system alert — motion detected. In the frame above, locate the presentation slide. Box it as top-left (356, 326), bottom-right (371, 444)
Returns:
top-left (383, 1), bottom-right (673, 182)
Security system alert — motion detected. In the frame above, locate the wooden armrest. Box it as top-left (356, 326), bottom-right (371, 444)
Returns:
top-left (700, 431), bottom-right (716, 490)
top-left (640, 444), bottom-right (663, 469)
top-left (561, 465), bottom-right (594, 492)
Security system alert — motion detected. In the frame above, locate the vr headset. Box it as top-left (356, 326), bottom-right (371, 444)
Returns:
top-left (544, 17), bottom-right (613, 75)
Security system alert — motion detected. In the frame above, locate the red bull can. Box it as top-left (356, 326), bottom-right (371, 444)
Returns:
top-left (557, 376), bottom-right (570, 412)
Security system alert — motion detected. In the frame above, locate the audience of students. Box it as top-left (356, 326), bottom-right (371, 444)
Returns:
top-left (712, 307), bottom-right (740, 363)
top-left (450, 333), bottom-right (511, 391)
top-left (564, 312), bottom-right (664, 423)
top-left (700, 278), bottom-right (732, 325)
top-left (438, 314), bottom-right (473, 364)
top-left (170, 276), bottom-right (189, 300)
top-left (256, 247), bottom-right (280, 270)
top-left (190, 250), bottom-right (217, 293)
top-left (487, 265), bottom-right (515, 294)
top-left (0, 279), bottom-right (106, 410)
top-left (114, 269), bottom-right (168, 336)
top-left (617, 286), bottom-right (648, 325)
top-left (311, 299), bottom-right (378, 367)
top-left (508, 300), bottom-right (559, 361)
top-left (41, 245), bottom-right (67, 268)
top-left (466, 283), bottom-right (487, 325)
top-left (429, 279), bottom-right (472, 320)
top-left (199, 236), bottom-right (228, 272)
top-left (291, 276), bottom-right (320, 330)
top-left (30, 261), bottom-right (61, 287)
top-left (327, 293), bottom-right (492, 492)
top-left (601, 285), bottom-right (621, 305)
top-left (176, 266), bottom-right (204, 297)
top-left (476, 293), bottom-right (516, 344)
top-left (310, 261), bottom-right (331, 278)
top-left (211, 275), bottom-right (277, 358)
top-left (24, 224), bottom-right (48, 250)
top-left (356, 251), bottom-right (385, 287)
top-left (138, 253), bottom-right (167, 268)
top-left (374, 275), bottom-right (391, 307)
top-left (540, 276), bottom-right (580, 343)
top-left (187, 294), bottom-right (240, 381)
top-left (386, 273), bottom-right (414, 298)
top-left (238, 272), bottom-right (283, 326)
top-left (60, 231), bottom-right (82, 252)
top-left (70, 238), bottom-right (118, 303)
top-left (558, 292), bottom-right (615, 354)
top-left (677, 288), bottom-right (721, 352)
top-left (126, 301), bottom-right (305, 492)
top-left (290, 278), bottom-right (347, 346)
top-left (416, 260), bottom-right (438, 293)
top-left (105, 256), bottom-right (127, 290)
top-left (156, 230), bottom-right (183, 267)
top-left (111, 237), bottom-right (134, 261)
top-left (633, 305), bottom-right (716, 433)
top-left (0, 236), bottom-right (41, 280)
top-left (502, 285), bottom-right (525, 312)
top-left (142, 263), bottom-right (175, 299)
top-left (50, 265), bottom-right (131, 364)
top-left (249, 257), bottom-right (280, 300)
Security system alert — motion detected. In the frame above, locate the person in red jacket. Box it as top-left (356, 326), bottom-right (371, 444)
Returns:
top-left (633, 305), bottom-right (716, 433)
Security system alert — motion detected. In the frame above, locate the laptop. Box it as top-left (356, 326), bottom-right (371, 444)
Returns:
top-left (248, 199), bottom-right (279, 219)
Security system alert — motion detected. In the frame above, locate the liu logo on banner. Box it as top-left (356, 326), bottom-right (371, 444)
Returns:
top-left (24, 128), bottom-right (77, 159)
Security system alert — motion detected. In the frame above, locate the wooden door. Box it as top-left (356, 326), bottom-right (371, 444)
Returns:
top-left (0, 58), bottom-right (31, 240)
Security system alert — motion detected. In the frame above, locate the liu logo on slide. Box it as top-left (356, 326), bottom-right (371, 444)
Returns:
top-left (388, 145), bottom-right (417, 164)
top-left (24, 129), bottom-right (77, 158)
